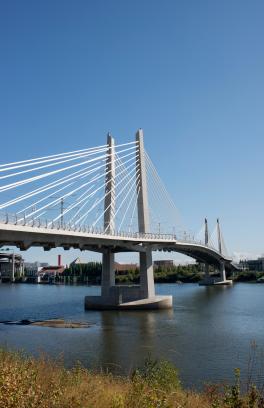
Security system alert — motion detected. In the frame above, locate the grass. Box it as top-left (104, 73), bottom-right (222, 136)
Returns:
top-left (0, 349), bottom-right (263, 408)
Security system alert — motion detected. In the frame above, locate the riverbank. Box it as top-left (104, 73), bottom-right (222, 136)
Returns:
top-left (21, 261), bottom-right (264, 285)
top-left (0, 349), bottom-right (263, 408)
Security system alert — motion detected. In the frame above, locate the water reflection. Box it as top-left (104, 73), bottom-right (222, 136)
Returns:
top-left (98, 309), bottom-right (174, 373)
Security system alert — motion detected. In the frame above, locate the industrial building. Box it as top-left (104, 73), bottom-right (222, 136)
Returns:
top-left (0, 252), bottom-right (24, 282)
top-left (246, 257), bottom-right (264, 271)
top-left (154, 260), bottom-right (174, 269)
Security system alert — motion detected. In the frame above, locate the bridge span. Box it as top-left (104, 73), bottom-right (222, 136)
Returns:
top-left (0, 129), bottom-right (234, 309)
top-left (0, 219), bottom-right (233, 268)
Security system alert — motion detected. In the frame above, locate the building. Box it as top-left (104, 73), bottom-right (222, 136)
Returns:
top-left (154, 260), bottom-right (174, 269)
top-left (38, 255), bottom-right (64, 281)
top-left (246, 257), bottom-right (264, 272)
top-left (0, 252), bottom-right (24, 282)
top-left (114, 262), bottom-right (138, 274)
top-left (38, 265), bottom-right (65, 280)
top-left (24, 261), bottom-right (49, 278)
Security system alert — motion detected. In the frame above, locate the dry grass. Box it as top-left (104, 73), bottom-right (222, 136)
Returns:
top-left (0, 349), bottom-right (263, 408)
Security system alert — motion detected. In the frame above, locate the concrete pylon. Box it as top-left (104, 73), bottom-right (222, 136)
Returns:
top-left (199, 218), bottom-right (232, 286)
top-left (217, 218), bottom-right (222, 255)
top-left (204, 218), bottom-right (209, 278)
top-left (104, 133), bottom-right (115, 234)
top-left (205, 218), bottom-right (209, 246)
top-left (101, 133), bottom-right (115, 298)
top-left (136, 129), bottom-right (155, 299)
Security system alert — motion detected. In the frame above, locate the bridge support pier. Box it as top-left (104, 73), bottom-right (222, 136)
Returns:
top-left (220, 262), bottom-right (226, 282)
top-left (205, 263), bottom-right (209, 279)
top-left (199, 261), bottom-right (233, 286)
top-left (139, 248), bottom-right (155, 299)
top-left (101, 250), bottom-right (115, 298)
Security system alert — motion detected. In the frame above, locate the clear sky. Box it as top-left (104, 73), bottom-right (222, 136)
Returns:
top-left (0, 0), bottom-right (263, 264)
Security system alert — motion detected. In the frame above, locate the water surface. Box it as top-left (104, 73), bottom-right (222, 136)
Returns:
top-left (0, 283), bottom-right (263, 388)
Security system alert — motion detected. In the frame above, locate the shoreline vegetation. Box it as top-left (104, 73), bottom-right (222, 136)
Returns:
top-left (0, 349), bottom-right (263, 408)
top-left (23, 263), bottom-right (264, 285)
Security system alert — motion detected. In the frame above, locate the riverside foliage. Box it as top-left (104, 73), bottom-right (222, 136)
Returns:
top-left (0, 349), bottom-right (263, 408)
top-left (63, 262), bottom-right (204, 284)
top-left (62, 262), bottom-right (263, 284)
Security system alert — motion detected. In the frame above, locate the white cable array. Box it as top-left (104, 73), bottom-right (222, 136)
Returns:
top-left (0, 147), bottom-right (108, 181)
top-left (110, 150), bottom-right (139, 233)
top-left (63, 152), bottom-right (139, 228)
top-left (28, 152), bottom-right (137, 224)
top-left (0, 144), bottom-right (137, 194)
top-left (0, 159), bottom-right (106, 210)
top-left (77, 160), bottom-right (139, 228)
top-left (208, 225), bottom-right (219, 251)
top-left (144, 151), bottom-right (185, 236)
top-left (117, 176), bottom-right (140, 233)
top-left (128, 186), bottom-right (140, 232)
top-left (15, 158), bottom-right (107, 216)
top-left (0, 147), bottom-right (138, 213)
top-left (0, 140), bottom-right (137, 171)
top-left (0, 145), bottom-right (108, 171)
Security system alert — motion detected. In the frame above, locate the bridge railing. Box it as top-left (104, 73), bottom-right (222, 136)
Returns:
top-left (0, 212), bottom-right (178, 241)
top-left (0, 211), bottom-right (221, 252)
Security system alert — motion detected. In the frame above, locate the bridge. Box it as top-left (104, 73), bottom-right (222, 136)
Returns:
top-left (0, 129), bottom-right (233, 309)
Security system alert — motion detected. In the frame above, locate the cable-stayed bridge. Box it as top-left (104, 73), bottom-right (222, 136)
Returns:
top-left (0, 129), bottom-right (234, 309)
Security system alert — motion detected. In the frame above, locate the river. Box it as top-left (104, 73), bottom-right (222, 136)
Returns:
top-left (0, 283), bottom-right (263, 389)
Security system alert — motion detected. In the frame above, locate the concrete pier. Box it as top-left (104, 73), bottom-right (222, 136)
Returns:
top-left (199, 262), bottom-right (233, 286)
top-left (85, 294), bottom-right (173, 310)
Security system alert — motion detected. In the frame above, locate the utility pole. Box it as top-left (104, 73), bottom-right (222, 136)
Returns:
top-left (60, 198), bottom-right (64, 228)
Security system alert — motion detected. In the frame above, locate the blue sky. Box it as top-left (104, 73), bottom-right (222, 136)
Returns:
top-left (0, 0), bottom-right (263, 264)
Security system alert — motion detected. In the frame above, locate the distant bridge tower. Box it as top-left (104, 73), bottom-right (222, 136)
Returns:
top-left (217, 218), bottom-right (226, 282)
top-left (204, 218), bottom-right (209, 278)
top-left (204, 218), bottom-right (209, 246)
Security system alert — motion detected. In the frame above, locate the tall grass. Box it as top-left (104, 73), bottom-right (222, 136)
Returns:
top-left (0, 349), bottom-right (263, 408)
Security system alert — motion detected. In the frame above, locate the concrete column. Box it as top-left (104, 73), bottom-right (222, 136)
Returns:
top-left (11, 253), bottom-right (15, 282)
top-left (136, 129), bottom-right (149, 233)
top-left (136, 129), bottom-right (155, 299)
top-left (204, 263), bottom-right (209, 278)
top-left (104, 133), bottom-right (115, 234)
top-left (220, 261), bottom-right (226, 281)
top-left (139, 248), bottom-right (155, 298)
top-left (205, 218), bottom-right (209, 246)
top-left (101, 250), bottom-right (115, 297)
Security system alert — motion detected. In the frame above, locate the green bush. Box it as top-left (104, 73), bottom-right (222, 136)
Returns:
top-left (132, 357), bottom-right (181, 392)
